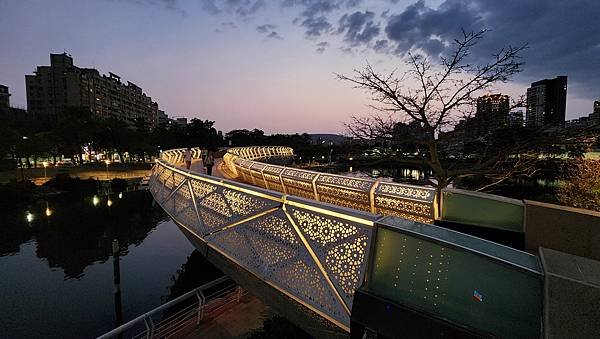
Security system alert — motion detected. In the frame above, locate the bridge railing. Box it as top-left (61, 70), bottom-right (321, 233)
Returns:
top-left (365, 217), bottom-right (543, 338)
top-left (154, 147), bottom-right (599, 337)
top-left (221, 146), bottom-right (437, 224)
top-left (97, 276), bottom-right (235, 339)
top-left (149, 157), bottom-right (379, 331)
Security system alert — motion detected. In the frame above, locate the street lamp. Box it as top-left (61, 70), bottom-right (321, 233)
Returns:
top-left (19, 136), bottom-right (29, 181)
top-left (43, 161), bottom-right (48, 178)
top-left (45, 202), bottom-right (52, 217)
top-left (105, 159), bottom-right (111, 179)
top-left (26, 211), bottom-right (34, 223)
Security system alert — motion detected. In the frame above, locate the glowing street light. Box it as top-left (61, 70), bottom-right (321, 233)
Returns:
top-left (43, 161), bottom-right (48, 178)
top-left (45, 201), bottom-right (52, 217)
top-left (118, 192), bottom-right (123, 199)
top-left (92, 195), bottom-right (100, 206)
top-left (107, 198), bottom-right (113, 207)
top-left (26, 212), bottom-right (34, 223)
top-left (105, 159), bottom-right (111, 178)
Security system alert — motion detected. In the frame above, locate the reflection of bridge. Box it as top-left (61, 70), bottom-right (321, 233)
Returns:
top-left (150, 147), bottom-right (600, 338)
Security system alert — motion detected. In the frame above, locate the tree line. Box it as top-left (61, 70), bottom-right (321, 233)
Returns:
top-left (0, 107), bottom-right (222, 169)
top-left (0, 108), bottom-right (329, 170)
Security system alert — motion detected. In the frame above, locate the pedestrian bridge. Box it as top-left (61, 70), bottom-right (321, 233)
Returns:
top-left (149, 146), bottom-right (545, 338)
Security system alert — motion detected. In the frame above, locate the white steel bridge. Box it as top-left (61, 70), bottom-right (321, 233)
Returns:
top-left (148, 146), bottom-right (544, 338)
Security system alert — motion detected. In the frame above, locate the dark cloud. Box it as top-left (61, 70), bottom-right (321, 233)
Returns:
top-left (215, 21), bottom-right (238, 33)
top-left (283, 0), bottom-right (363, 37)
top-left (382, 0), bottom-right (600, 100)
top-left (256, 24), bottom-right (276, 34)
top-left (315, 41), bottom-right (329, 53)
top-left (373, 39), bottom-right (389, 53)
top-left (301, 16), bottom-right (332, 37)
top-left (222, 21), bottom-right (237, 29)
top-left (200, 0), bottom-right (265, 17)
top-left (384, 0), bottom-right (481, 55)
top-left (111, 0), bottom-right (187, 15)
top-left (337, 11), bottom-right (380, 46)
top-left (267, 31), bottom-right (284, 40)
top-left (256, 24), bottom-right (283, 40)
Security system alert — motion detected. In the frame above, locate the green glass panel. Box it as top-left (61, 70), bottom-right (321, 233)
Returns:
top-left (442, 189), bottom-right (524, 232)
top-left (369, 227), bottom-right (542, 338)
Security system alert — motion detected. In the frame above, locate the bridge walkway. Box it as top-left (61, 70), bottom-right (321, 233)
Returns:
top-left (187, 159), bottom-right (234, 180)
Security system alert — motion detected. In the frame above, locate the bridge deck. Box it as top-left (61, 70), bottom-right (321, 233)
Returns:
top-left (188, 159), bottom-right (234, 180)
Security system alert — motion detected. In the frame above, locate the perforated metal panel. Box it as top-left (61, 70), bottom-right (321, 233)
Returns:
top-left (148, 160), bottom-right (377, 331)
top-left (220, 146), bottom-right (436, 223)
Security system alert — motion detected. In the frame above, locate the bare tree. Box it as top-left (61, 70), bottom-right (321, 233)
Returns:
top-left (338, 29), bottom-right (594, 195)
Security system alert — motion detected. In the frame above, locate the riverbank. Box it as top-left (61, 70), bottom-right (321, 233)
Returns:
top-left (0, 163), bottom-right (152, 184)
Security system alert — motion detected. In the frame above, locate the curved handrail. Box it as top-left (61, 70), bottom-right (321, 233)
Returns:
top-left (220, 146), bottom-right (436, 223)
top-left (159, 146), bottom-right (436, 223)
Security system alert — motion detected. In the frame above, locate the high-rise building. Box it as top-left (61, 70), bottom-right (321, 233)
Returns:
top-left (0, 84), bottom-right (10, 108)
top-left (508, 111), bottom-right (524, 127)
top-left (475, 94), bottom-right (510, 131)
top-left (526, 76), bottom-right (567, 128)
top-left (25, 53), bottom-right (158, 129)
top-left (594, 100), bottom-right (600, 114)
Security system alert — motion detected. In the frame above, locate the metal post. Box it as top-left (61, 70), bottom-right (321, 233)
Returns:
top-left (147, 316), bottom-right (155, 339)
top-left (196, 290), bottom-right (206, 324)
top-left (112, 239), bottom-right (123, 339)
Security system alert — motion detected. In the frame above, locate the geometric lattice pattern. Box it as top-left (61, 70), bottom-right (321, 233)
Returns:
top-left (289, 207), bottom-right (372, 307)
top-left (222, 146), bottom-right (437, 223)
top-left (148, 158), bottom-right (376, 330)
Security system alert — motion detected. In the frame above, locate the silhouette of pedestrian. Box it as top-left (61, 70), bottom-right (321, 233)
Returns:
top-left (204, 150), bottom-right (214, 176)
top-left (184, 147), bottom-right (192, 170)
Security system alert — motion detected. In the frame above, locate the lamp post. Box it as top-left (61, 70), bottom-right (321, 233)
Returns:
top-left (105, 159), bottom-right (111, 179)
top-left (43, 161), bottom-right (48, 178)
top-left (20, 136), bottom-right (28, 181)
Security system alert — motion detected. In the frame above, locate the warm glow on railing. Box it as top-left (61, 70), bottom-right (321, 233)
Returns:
top-left (220, 146), bottom-right (436, 224)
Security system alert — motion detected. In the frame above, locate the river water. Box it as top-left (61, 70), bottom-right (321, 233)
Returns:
top-left (0, 190), bottom-right (220, 339)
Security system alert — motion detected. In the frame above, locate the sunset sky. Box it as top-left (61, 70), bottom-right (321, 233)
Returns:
top-left (1, 0), bottom-right (599, 133)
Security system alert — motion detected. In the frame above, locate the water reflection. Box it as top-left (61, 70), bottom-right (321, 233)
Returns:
top-left (0, 190), bottom-right (212, 338)
top-left (1, 191), bottom-right (167, 279)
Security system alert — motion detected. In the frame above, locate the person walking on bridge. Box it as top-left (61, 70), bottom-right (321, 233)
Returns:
top-left (184, 147), bottom-right (192, 170)
top-left (204, 150), bottom-right (214, 176)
